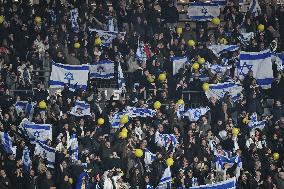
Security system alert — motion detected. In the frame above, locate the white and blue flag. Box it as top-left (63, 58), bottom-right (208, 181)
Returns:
top-left (248, 0), bottom-right (261, 17)
top-left (155, 132), bottom-right (178, 150)
top-left (89, 60), bottom-right (114, 79)
top-left (273, 53), bottom-right (284, 71)
top-left (126, 107), bottom-right (156, 118)
top-left (172, 56), bottom-right (188, 75)
top-left (239, 32), bottom-right (254, 46)
top-left (22, 146), bottom-right (30, 173)
top-left (207, 64), bottom-right (231, 76)
top-left (180, 107), bottom-right (210, 121)
top-left (50, 61), bottom-right (89, 90)
top-left (157, 167), bottom-right (172, 189)
top-left (190, 177), bottom-right (236, 189)
top-left (71, 100), bottom-right (91, 117)
top-left (110, 111), bottom-right (127, 128)
top-left (208, 45), bottom-right (239, 57)
top-left (0, 132), bottom-right (13, 154)
top-left (70, 9), bottom-right (79, 33)
top-left (248, 113), bottom-right (266, 130)
top-left (22, 123), bottom-right (52, 143)
top-left (212, 0), bottom-right (227, 6)
top-left (15, 101), bottom-right (35, 120)
top-left (187, 2), bottom-right (220, 21)
top-left (144, 148), bottom-right (156, 165)
top-left (146, 185), bottom-right (154, 189)
top-left (136, 41), bottom-right (149, 63)
top-left (34, 140), bottom-right (55, 168)
top-left (89, 28), bottom-right (126, 47)
top-left (238, 50), bottom-right (273, 89)
top-left (205, 82), bottom-right (243, 102)
top-left (67, 134), bottom-right (79, 161)
top-left (118, 61), bottom-right (126, 92)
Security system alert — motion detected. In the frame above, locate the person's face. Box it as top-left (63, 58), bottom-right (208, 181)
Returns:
top-left (30, 170), bottom-right (35, 177)
top-left (279, 172), bottom-right (284, 180)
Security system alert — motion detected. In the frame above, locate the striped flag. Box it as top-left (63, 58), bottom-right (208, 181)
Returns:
top-left (156, 167), bottom-right (172, 189)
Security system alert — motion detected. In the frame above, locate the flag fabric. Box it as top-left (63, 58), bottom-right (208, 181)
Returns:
top-left (172, 56), bottom-right (188, 75)
top-left (22, 123), bottom-right (52, 142)
top-left (238, 50), bottom-right (273, 89)
top-left (136, 41), bottom-right (151, 63)
top-left (208, 45), bottom-right (239, 57)
top-left (144, 148), bottom-right (156, 165)
top-left (0, 132), bottom-right (13, 154)
top-left (22, 146), bottom-right (30, 173)
top-left (34, 140), bottom-right (55, 168)
top-left (180, 107), bottom-right (210, 121)
top-left (126, 107), bottom-right (156, 118)
top-left (190, 177), bottom-right (236, 189)
top-left (15, 101), bottom-right (35, 121)
top-left (248, 0), bottom-right (261, 17)
top-left (89, 60), bottom-right (114, 79)
top-left (70, 9), bottom-right (79, 33)
top-left (205, 82), bottom-right (243, 102)
top-left (67, 134), bottom-right (79, 161)
top-left (50, 61), bottom-right (89, 90)
top-left (155, 132), bottom-right (178, 150)
top-left (110, 111), bottom-right (127, 128)
top-left (187, 2), bottom-right (220, 21)
top-left (207, 64), bottom-right (231, 76)
top-left (156, 167), bottom-right (172, 189)
top-left (118, 61), bottom-right (126, 92)
top-left (248, 113), bottom-right (266, 130)
top-left (70, 101), bottom-right (91, 117)
top-left (273, 53), bottom-right (284, 71)
top-left (88, 28), bottom-right (126, 47)
top-left (212, 0), bottom-right (227, 6)
top-left (239, 32), bottom-right (255, 46)
top-left (146, 184), bottom-right (154, 189)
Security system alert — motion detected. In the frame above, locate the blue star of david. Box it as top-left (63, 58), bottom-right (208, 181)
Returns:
top-left (193, 109), bottom-right (202, 118)
top-left (64, 72), bottom-right (74, 81)
top-left (201, 7), bottom-right (208, 15)
top-left (239, 62), bottom-right (253, 76)
top-left (33, 131), bottom-right (40, 138)
top-left (214, 66), bottom-right (223, 74)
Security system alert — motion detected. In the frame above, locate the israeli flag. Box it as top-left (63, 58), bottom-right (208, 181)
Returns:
top-left (89, 60), bottom-right (114, 79)
top-left (238, 32), bottom-right (254, 46)
top-left (207, 64), bottom-right (231, 76)
top-left (144, 148), bottom-right (156, 165)
top-left (110, 111), bottom-right (127, 128)
top-left (238, 50), bottom-right (273, 89)
top-left (34, 140), bottom-right (55, 168)
top-left (118, 61), bottom-right (126, 92)
top-left (67, 134), bottom-right (79, 161)
top-left (70, 9), bottom-right (79, 33)
top-left (205, 82), bottom-right (243, 102)
top-left (89, 28), bottom-right (126, 47)
top-left (155, 132), bottom-right (178, 150)
top-left (248, 0), bottom-right (261, 17)
top-left (15, 101), bottom-right (35, 120)
top-left (146, 185), bottom-right (154, 189)
top-left (136, 41), bottom-right (149, 63)
top-left (50, 61), bottom-right (89, 90)
top-left (0, 132), bottom-right (13, 154)
top-left (187, 2), bottom-right (220, 21)
top-left (212, 0), bottom-right (227, 6)
top-left (126, 107), bottom-right (156, 118)
top-left (180, 107), bottom-right (210, 121)
top-left (190, 177), bottom-right (236, 189)
top-left (208, 45), bottom-right (239, 57)
top-left (22, 146), bottom-right (30, 173)
top-left (172, 56), bottom-right (188, 75)
top-left (70, 101), bottom-right (91, 117)
top-left (248, 113), bottom-right (265, 130)
top-left (157, 167), bottom-right (172, 189)
top-left (22, 123), bottom-right (52, 143)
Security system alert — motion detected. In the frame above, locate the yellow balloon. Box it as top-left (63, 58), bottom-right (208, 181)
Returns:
top-left (74, 42), bottom-right (80, 49)
top-left (122, 128), bottom-right (128, 133)
top-left (34, 16), bottom-right (42, 23)
top-left (176, 27), bottom-right (183, 34)
top-left (120, 115), bottom-right (129, 124)
top-left (188, 39), bottom-right (195, 47)
top-left (220, 38), bottom-right (228, 45)
top-left (154, 101), bottom-right (161, 109)
top-left (97, 118), bottom-right (105, 125)
top-left (202, 83), bottom-right (209, 91)
top-left (158, 73), bottom-right (166, 82)
top-left (0, 15), bottom-right (4, 24)
top-left (39, 101), bottom-right (47, 109)
top-left (273, 152), bottom-right (279, 160)
top-left (192, 63), bottom-right (199, 70)
top-left (232, 128), bottom-right (239, 136)
top-left (258, 24), bottom-right (265, 32)
top-left (198, 57), bottom-right (205, 64)
top-left (166, 158), bottom-right (174, 167)
top-left (68, 178), bottom-right (73, 184)
top-left (119, 131), bottom-right (128, 139)
top-left (95, 38), bottom-right (102, 45)
top-left (135, 149), bottom-right (143, 158)
top-left (212, 17), bottom-right (220, 25)
top-left (177, 99), bottom-right (184, 105)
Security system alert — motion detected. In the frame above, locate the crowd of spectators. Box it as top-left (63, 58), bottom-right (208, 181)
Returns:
top-left (0, 0), bottom-right (284, 189)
